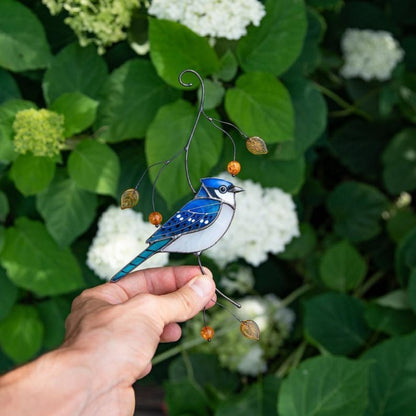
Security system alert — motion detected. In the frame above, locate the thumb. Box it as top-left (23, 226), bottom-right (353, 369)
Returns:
top-left (158, 275), bottom-right (216, 324)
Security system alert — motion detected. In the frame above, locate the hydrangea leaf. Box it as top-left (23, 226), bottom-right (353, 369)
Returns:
top-left (275, 79), bottom-right (327, 160)
top-left (237, 0), bottom-right (307, 76)
top-left (10, 155), bottom-right (56, 196)
top-left (386, 208), bottom-right (416, 243)
top-left (50, 92), bottom-right (98, 137)
top-left (279, 223), bottom-right (317, 260)
top-left (0, 191), bottom-right (9, 223)
top-left (36, 172), bottom-right (97, 247)
top-left (0, 0), bottom-right (51, 71)
top-left (95, 59), bottom-right (180, 142)
top-left (382, 128), bottom-right (416, 195)
top-left (304, 293), bottom-right (371, 355)
top-left (278, 356), bottom-right (370, 416)
top-left (362, 332), bottom-right (416, 415)
top-left (149, 18), bottom-right (220, 88)
top-left (408, 269), bottom-right (416, 314)
top-left (0, 99), bottom-right (37, 163)
top-left (215, 50), bottom-right (238, 82)
top-left (0, 267), bottom-right (17, 321)
top-left (42, 43), bottom-right (108, 105)
top-left (320, 240), bottom-right (367, 292)
top-left (225, 72), bottom-right (294, 143)
top-left (0, 68), bottom-right (20, 104)
top-left (395, 228), bottom-right (416, 287)
top-left (0, 305), bottom-right (43, 364)
top-left (146, 100), bottom-right (223, 205)
top-left (327, 181), bottom-right (389, 242)
top-left (36, 297), bottom-right (71, 350)
top-left (0, 218), bottom-right (84, 296)
top-left (68, 139), bottom-right (120, 197)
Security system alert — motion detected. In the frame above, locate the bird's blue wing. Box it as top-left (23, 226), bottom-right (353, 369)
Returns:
top-left (147, 198), bottom-right (221, 243)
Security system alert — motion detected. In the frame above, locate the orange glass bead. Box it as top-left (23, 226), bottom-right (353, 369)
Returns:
top-left (227, 160), bottom-right (241, 176)
top-left (200, 326), bottom-right (215, 342)
top-left (240, 320), bottom-right (260, 340)
top-left (149, 211), bottom-right (163, 226)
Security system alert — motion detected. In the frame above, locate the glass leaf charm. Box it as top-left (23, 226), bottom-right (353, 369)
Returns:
top-left (201, 326), bottom-right (215, 342)
top-left (227, 160), bottom-right (241, 176)
top-left (240, 320), bottom-right (260, 340)
top-left (246, 136), bottom-right (268, 155)
top-left (149, 211), bottom-right (163, 226)
top-left (121, 188), bottom-right (139, 209)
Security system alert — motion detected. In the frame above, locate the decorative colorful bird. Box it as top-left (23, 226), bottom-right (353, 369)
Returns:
top-left (111, 177), bottom-right (243, 286)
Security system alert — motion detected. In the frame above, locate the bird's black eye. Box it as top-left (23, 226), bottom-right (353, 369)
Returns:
top-left (219, 185), bottom-right (227, 194)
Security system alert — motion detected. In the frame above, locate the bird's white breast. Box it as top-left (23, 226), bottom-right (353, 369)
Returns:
top-left (162, 204), bottom-right (234, 253)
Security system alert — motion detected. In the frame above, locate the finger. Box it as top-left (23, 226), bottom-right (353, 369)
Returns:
top-left (157, 274), bottom-right (216, 324)
top-left (113, 265), bottom-right (212, 298)
top-left (160, 322), bottom-right (182, 343)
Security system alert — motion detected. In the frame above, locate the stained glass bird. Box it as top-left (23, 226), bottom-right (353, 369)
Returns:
top-left (111, 178), bottom-right (243, 286)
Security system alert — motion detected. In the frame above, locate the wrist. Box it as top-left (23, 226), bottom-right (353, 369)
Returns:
top-left (0, 348), bottom-right (94, 416)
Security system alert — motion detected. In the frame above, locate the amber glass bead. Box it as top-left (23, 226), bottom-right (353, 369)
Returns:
top-left (246, 136), bottom-right (268, 155)
top-left (200, 326), bottom-right (215, 342)
top-left (120, 188), bottom-right (139, 209)
top-left (227, 160), bottom-right (241, 176)
top-left (240, 320), bottom-right (260, 340)
top-left (149, 211), bottom-right (163, 226)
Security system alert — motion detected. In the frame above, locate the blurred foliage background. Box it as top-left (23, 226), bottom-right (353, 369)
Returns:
top-left (0, 0), bottom-right (416, 414)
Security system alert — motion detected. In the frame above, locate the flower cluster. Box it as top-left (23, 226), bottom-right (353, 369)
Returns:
top-left (340, 28), bottom-right (404, 81)
top-left (12, 109), bottom-right (65, 157)
top-left (189, 295), bottom-right (295, 376)
top-left (87, 206), bottom-right (169, 280)
top-left (148, 0), bottom-right (266, 40)
top-left (42, 0), bottom-right (139, 53)
top-left (206, 173), bottom-right (299, 267)
top-left (220, 265), bottom-right (255, 295)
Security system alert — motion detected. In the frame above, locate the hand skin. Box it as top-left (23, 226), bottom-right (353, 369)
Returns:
top-left (0, 266), bottom-right (216, 416)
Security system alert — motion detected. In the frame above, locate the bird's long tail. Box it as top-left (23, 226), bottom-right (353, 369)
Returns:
top-left (110, 239), bottom-right (170, 282)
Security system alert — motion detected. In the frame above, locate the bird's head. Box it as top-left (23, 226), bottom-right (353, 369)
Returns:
top-left (197, 177), bottom-right (244, 206)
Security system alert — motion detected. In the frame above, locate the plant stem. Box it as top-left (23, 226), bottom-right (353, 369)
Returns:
top-left (275, 341), bottom-right (307, 378)
top-left (314, 83), bottom-right (372, 121)
top-left (354, 271), bottom-right (384, 298)
top-left (280, 283), bottom-right (313, 308)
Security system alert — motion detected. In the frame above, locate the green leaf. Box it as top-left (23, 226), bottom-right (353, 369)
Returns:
top-left (0, 99), bottom-right (36, 163)
top-left (217, 376), bottom-right (279, 416)
top-left (276, 79), bottom-right (327, 160)
top-left (237, 0), bottom-right (307, 76)
top-left (307, 0), bottom-right (343, 10)
top-left (42, 43), bottom-right (108, 105)
top-left (408, 269), bottom-right (416, 314)
top-left (387, 208), bottom-right (416, 243)
top-left (0, 0), bottom-right (51, 71)
top-left (225, 72), bottom-right (294, 143)
top-left (68, 139), bottom-right (120, 197)
top-left (278, 356), bottom-right (370, 416)
top-left (327, 181), bottom-right (389, 243)
top-left (0, 267), bottom-right (17, 321)
top-left (146, 100), bottom-right (223, 205)
top-left (304, 293), bottom-right (371, 355)
top-left (10, 154), bottom-right (56, 196)
top-left (197, 79), bottom-right (224, 110)
top-left (382, 128), bottom-right (416, 194)
top-left (279, 223), bottom-right (317, 260)
top-left (216, 50), bottom-right (238, 82)
top-left (95, 59), bottom-right (180, 142)
top-left (169, 353), bottom-right (239, 394)
top-left (50, 92), bottom-right (98, 137)
top-left (0, 68), bottom-right (20, 104)
top-left (320, 240), bottom-right (367, 292)
top-left (149, 18), bottom-right (219, 88)
top-left (36, 172), bottom-right (97, 247)
top-left (362, 332), bottom-right (416, 416)
top-left (37, 297), bottom-right (71, 350)
top-left (396, 228), bottom-right (416, 286)
top-left (164, 380), bottom-right (210, 416)
top-left (0, 191), bottom-right (9, 222)
top-left (0, 218), bottom-right (83, 296)
top-left (364, 303), bottom-right (416, 336)
top-left (0, 305), bottom-right (43, 363)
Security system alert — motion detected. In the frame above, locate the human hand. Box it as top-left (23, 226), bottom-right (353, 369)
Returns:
top-left (0, 266), bottom-right (216, 416)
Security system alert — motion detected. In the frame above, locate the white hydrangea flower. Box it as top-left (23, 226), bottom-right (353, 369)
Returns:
top-left (220, 265), bottom-right (255, 295)
top-left (87, 206), bottom-right (169, 280)
top-left (148, 0), bottom-right (265, 40)
top-left (236, 344), bottom-right (267, 376)
top-left (206, 173), bottom-right (299, 267)
top-left (340, 28), bottom-right (404, 81)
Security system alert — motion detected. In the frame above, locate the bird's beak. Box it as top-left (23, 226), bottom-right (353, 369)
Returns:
top-left (230, 186), bottom-right (244, 193)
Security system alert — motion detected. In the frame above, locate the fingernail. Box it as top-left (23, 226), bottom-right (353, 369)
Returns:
top-left (190, 276), bottom-right (213, 298)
